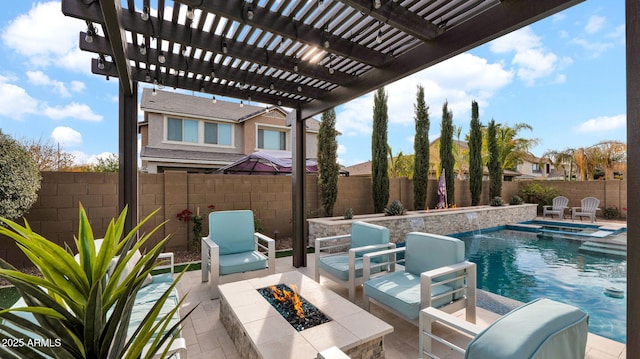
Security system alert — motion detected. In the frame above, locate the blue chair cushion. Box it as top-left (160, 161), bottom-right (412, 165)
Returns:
top-left (318, 254), bottom-right (382, 281)
top-left (128, 273), bottom-right (180, 338)
top-left (218, 250), bottom-right (268, 275)
top-left (350, 222), bottom-right (390, 262)
top-left (465, 298), bottom-right (589, 359)
top-left (363, 271), bottom-right (454, 320)
top-left (405, 232), bottom-right (465, 301)
top-left (209, 210), bottom-right (256, 255)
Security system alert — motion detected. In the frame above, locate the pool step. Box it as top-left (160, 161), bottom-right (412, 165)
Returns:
top-left (579, 241), bottom-right (627, 258)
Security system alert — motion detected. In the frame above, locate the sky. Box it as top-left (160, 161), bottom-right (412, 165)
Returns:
top-left (0, 0), bottom-right (627, 166)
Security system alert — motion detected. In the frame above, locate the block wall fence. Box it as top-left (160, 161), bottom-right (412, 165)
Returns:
top-left (0, 172), bottom-right (626, 267)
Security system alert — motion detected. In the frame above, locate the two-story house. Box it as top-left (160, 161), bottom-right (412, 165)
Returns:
top-left (139, 89), bottom-right (319, 173)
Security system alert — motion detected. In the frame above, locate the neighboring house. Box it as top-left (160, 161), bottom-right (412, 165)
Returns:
top-left (515, 154), bottom-right (564, 180)
top-left (139, 89), bottom-right (319, 173)
top-left (345, 137), bottom-right (522, 181)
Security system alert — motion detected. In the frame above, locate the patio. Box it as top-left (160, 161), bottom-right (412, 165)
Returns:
top-left (176, 253), bottom-right (626, 359)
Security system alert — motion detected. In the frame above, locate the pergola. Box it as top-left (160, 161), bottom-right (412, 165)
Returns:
top-left (62, 0), bottom-right (639, 351)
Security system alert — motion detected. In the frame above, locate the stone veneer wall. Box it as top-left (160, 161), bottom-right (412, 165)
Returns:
top-left (308, 204), bottom-right (538, 245)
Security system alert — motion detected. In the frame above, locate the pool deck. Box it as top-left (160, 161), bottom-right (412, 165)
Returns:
top-left (177, 252), bottom-right (626, 359)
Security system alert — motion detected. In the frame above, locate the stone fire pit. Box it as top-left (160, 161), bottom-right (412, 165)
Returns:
top-left (219, 271), bottom-right (393, 359)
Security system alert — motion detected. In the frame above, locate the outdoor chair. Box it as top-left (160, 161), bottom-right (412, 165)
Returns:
top-left (571, 197), bottom-right (601, 222)
top-left (314, 221), bottom-right (395, 301)
top-left (362, 232), bottom-right (476, 325)
top-left (419, 298), bottom-right (589, 359)
top-left (543, 196), bottom-right (569, 219)
top-left (201, 210), bottom-right (275, 299)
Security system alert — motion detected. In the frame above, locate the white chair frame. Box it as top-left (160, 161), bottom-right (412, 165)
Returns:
top-left (362, 247), bottom-right (476, 326)
top-left (201, 232), bottom-right (275, 299)
top-left (315, 234), bottom-right (395, 301)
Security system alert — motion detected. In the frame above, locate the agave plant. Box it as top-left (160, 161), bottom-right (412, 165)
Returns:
top-left (384, 200), bottom-right (407, 216)
top-left (0, 204), bottom-right (192, 359)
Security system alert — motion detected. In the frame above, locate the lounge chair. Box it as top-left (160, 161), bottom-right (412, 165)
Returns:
top-left (542, 196), bottom-right (569, 219)
top-left (571, 197), bottom-right (600, 222)
top-left (314, 221), bottom-right (395, 301)
top-left (201, 209), bottom-right (275, 299)
top-left (419, 298), bottom-right (589, 359)
top-left (362, 232), bottom-right (476, 324)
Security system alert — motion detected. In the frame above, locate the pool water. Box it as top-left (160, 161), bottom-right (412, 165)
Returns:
top-left (455, 229), bottom-right (626, 343)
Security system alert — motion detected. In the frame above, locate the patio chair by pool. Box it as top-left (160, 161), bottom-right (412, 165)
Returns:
top-left (419, 298), bottom-right (588, 359)
top-left (542, 196), bottom-right (569, 219)
top-left (362, 232), bottom-right (476, 324)
top-left (314, 221), bottom-right (395, 301)
top-left (201, 210), bottom-right (275, 299)
top-left (571, 197), bottom-right (601, 222)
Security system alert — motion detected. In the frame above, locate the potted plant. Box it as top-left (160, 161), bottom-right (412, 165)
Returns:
top-left (0, 204), bottom-right (192, 358)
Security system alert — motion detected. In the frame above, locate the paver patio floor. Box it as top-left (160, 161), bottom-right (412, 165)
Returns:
top-left (176, 254), bottom-right (626, 359)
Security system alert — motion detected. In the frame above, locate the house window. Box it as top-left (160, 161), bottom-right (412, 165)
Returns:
top-left (167, 118), bottom-right (198, 143)
top-left (204, 122), bottom-right (232, 145)
top-left (258, 129), bottom-right (286, 150)
top-left (532, 163), bottom-right (541, 173)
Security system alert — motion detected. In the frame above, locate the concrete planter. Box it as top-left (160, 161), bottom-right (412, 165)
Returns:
top-left (308, 204), bottom-right (538, 245)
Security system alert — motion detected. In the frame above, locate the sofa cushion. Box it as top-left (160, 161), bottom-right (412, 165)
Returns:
top-left (209, 210), bottom-right (256, 255)
top-left (319, 254), bottom-right (381, 281)
top-left (364, 271), bottom-right (453, 320)
top-left (465, 298), bottom-right (589, 359)
top-left (218, 250), bottom-right (268, 276)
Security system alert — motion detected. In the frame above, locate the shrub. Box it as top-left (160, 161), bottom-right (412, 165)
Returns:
top-left (602, 205), bottom-right (620, 220)
top-left (490, 196), bottom-right (504, 206)
top-left (344, 208), bottom-right (354, 220)
top-left (0, 131), bottom-right (41, 220)
top-left (509, 195), bottom-right (524, 205)
top-left (384, 200), bottom-right (407, 216)
top-left (519, 183), bottom-right (559, 213)
top-left (0, 205), bottom-right (192, 358)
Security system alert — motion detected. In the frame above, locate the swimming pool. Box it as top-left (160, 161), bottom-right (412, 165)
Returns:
top-left (454, 228), bottom-right (626, 343)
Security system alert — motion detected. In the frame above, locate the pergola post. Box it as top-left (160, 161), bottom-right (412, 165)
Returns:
top-left (118, 83), bottom-right (138, 233)
top-left (290, 109), bottom-right (307, 267)
top-left (626, 0), bottom-right (639, 354)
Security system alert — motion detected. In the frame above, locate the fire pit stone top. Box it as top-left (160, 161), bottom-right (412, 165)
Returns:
top-left (218, 271), bottom-right (394, 357)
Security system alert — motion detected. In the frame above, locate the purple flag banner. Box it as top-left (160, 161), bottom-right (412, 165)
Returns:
top-left (437, 169), bottom-right (447, 209)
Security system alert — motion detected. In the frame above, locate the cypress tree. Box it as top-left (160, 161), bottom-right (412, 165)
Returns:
top-left (469, 100), bottom-right (483, 205)
top-left (413, 85), bottom-right (430, 210)
top-left (487, 119), bottom-right (503, 199)
top-left (317, 108), bottom-right (339, 216)
top-left (440, 102), bottom-right (455, 207)
top-left (372, 87), bottom-right (390, 213)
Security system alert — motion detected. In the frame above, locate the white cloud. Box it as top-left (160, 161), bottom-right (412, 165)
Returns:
top-left (337, 144), bottom-right (346, 154)
top-left (574, 114), bottom-right (626, 133)
top-left (336, 52), bottom-right (512, 138)
top-left (51, 126), bottom-right (82, 147)
top-left (70, 81), bottom-right (86, 92)
top-left (489, 27), bottom-right (566, 86)
top-left (1, 2), bottom-right (92, 73)
top-left (0, 82), bottom-right (39, 119)
top-left (571, 38), bottom-right (614, 58)
top-left (43, 103), bottom-right (103, 122)
top-left (585, 15), bottom-right (606, 34)
top-left (26, 70), bottom-right (84, 97)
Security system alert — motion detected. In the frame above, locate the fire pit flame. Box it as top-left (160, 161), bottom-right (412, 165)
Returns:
top-left (258, 283), bottom-right (331, 331)
top-left (270, 284), bottom-right (305, 318)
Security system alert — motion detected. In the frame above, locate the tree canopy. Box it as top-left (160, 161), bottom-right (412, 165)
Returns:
top-left (317, 108), bottom-right (339, 216)
top-left (413, 85), bottom-right (430, 210)
top-left (372, 87), bottom-right (390, 213)
top-left (0, 130), bottom-right (41, 220)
